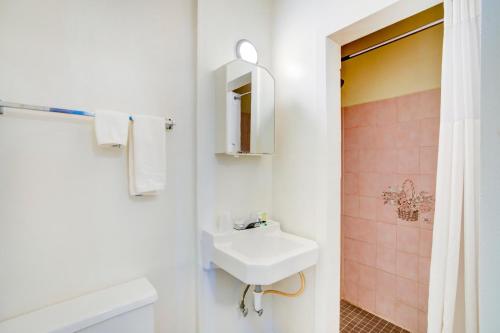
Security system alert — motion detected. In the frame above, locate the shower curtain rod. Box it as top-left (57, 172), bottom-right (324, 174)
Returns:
top-left (341, 18), bottom-right (444, 62)
top-left (0, 100), bottom-right (175, 130)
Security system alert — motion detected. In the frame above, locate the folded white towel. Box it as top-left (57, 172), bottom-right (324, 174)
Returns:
top-left (94, 110), bottom-right (130, 147)
top-left (128, 115), bottom-right (166, 196)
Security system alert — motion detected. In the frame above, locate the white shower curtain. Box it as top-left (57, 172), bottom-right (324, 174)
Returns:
top-left (427, 0), bottom-right (480, 332)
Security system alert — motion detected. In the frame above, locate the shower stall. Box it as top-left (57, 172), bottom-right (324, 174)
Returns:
top-left (339, 4), bottom-right (443, 333)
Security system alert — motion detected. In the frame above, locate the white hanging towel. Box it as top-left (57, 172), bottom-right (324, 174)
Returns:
top-left (94, 110), bottom-right (130, 147)
top-left (128, 115), bottom-right (166, 196)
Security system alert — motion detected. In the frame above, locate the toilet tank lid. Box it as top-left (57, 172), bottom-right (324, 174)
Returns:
top-left (0, 278), bottom-right (158, 333)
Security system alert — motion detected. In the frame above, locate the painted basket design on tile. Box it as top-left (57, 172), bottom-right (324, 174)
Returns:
top-left (382, 179), bottom-right (434, 222)
top-left (398, 206), bottom-right (419, 222)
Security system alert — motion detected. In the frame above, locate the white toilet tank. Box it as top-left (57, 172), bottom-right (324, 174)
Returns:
top-left (0, 278), bottom-right (158, 333)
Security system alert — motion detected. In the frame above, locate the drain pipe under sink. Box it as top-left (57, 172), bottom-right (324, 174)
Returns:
top-left (251, 272), bottom-right (306, 317)
top-left (253, 285), bottom-right (264, 316)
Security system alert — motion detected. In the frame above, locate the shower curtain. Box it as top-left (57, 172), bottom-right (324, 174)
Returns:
top-left (427, 0), bottom-right (480, 332)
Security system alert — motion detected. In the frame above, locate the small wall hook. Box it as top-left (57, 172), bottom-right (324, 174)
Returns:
top-left (165, 118), bottom-right (175, 130)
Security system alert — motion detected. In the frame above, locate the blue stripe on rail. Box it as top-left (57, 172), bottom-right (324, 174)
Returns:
top-left (49, 108), bottom-right (93, 116)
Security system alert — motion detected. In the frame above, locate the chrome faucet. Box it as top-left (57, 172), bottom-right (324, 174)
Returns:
top-left (233, 219), bottom-right (265, 231)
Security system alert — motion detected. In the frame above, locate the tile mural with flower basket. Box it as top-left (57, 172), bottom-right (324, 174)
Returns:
top-left (382, 178), bottom-right (434, 222)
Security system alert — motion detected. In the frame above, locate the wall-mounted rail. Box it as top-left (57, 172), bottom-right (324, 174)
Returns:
top-left (0, 100), bottom-right (175, 130)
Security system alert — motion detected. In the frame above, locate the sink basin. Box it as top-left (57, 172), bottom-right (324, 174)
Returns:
top-left (202, 221), bottom-right (319, 285)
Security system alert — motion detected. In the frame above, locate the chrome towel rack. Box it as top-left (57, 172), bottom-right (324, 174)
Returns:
top-left (0, 99), bottom-right (175, 130)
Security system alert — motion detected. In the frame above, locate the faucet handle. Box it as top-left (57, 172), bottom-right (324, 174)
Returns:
top-left (233, 221), bottom-right (248, 230)
top-left (233, 221), bottom-right (264, 231)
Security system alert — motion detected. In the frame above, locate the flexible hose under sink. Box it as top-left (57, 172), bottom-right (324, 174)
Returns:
top-left (263, 272), bottom-right (305, 297)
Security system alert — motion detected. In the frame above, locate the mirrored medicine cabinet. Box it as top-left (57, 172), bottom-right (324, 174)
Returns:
top-left (215, 59), bottom-right (275, 156)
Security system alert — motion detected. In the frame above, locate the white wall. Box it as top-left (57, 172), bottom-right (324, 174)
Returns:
top-left (270, 1), bottom-right (440, 332)
top-left (480, 0), bottom-right (500, 331)
top-left (0, 1), bottom-right (196, 332)
top-left (196, 0), bottom-right (274, 332)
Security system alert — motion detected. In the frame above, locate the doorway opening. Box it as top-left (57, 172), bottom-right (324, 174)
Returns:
top-left (338, 4), bottom-right (443, 332)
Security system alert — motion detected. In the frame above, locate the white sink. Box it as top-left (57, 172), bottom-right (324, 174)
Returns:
top-left (202, 221), bottom-right (319, 285)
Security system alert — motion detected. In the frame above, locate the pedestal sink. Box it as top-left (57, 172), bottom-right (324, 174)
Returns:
top-left (202, 221), bottom-right (319, 285)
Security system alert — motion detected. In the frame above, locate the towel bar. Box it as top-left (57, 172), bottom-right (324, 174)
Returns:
top-left (0, 100), bottom-right (175, 130)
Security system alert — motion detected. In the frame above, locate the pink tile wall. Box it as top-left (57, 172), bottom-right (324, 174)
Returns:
top-left (341, 89), bottom-right (440, 333)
